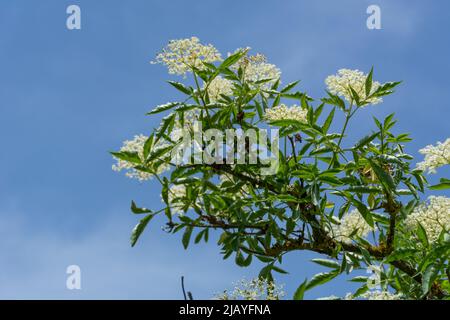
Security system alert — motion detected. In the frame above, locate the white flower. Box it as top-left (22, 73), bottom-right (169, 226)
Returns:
top-left (404, 196), bottom-right (450, 243)
top-left (325, 69), bottom-right (382, 105)
top-left (231, 50), bottom-right (281, 90)
top-left (204, 76), bottom-right (234, 103)
top-left (152, 37), bottom-right (222, 76)
top-left (344, 291), bottom-right (402, 300)
top-left (244, 54), bottom-right (280, 88)
top-left (215, 278), bottom-right (285, 300)
top-left (329, 209), bottom-right (375, 244)
top-left (112, 134), bottom-right (170, 181)
top-left (167, 184), bottom-right (187, 215)
top-left (416, 138), bottom-right (450, 174)
top-left (264, 104), bottom-right (308, 123)
top-left (361, 290), bottom-right (403, 300)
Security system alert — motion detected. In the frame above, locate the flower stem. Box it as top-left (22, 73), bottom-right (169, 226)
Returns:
top-left (337, 111), bottom-right (351, 149)
top-left (192, 70), bottom-right (211, 124)
top-left (329, 104), bottom-right (354, 168)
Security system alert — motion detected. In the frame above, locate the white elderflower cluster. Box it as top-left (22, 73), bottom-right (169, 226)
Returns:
top-left (231, 50), bottom-right (281, 90)
top-left (244, 54), bottom-right (281, 87)
top-left (343, 291), bottom-right (402, 300)
top-left (167, 184), bottom-right (187, 215)
top-left (215, 278), bottom-right (285, 300)
top-left (404, 196), bottom-right (450, 243)
top-left (264, 104), bottom-right (308, 123)
top-left (325, 69), bottom-right (382, 105)
top-left (329, 209), bottom-right (375, 244)
top-left (416, 138), bottom-right (450, 174)
top-left (152, 37), bottom-right (222, 76)
top-left (205, 76), bottom-right (234, 103)
top-left (112, 134), bottom-right (170, 181)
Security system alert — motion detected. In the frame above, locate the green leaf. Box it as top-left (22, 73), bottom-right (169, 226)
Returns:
top-left (422, 265), bottom-right (437, 296)
top-left (353, 284), bottom-right (369, 297)
top-left (147, 102), bottom-right (180, 115)
top-left (311, 182), bottom-right (320, 206)
top-left (271, 265), bottom-right (288, 274)
top-left (270, 194), bottom-right (300, 203)
top-left (349, 276), bottom-right (369, 283)
top-left (131, 200), bottom-right (152, 214)
top-left (293, 279), bottom-right (308, 300)
top-left (411, 171), bottom-right (426, 192)
top-left (311, 259), bottom-right (340, 269)
top-left (318, 176), bottom-right (343, 186)
top-left (156, 113), bottom-right (176, 139)
top-left (310, 146), bottom-right (333, 155)
top-left (305, 271), bottom-right (339, 290)
top-left (429, 182), bottom-right (450, 190)
top-left (371, 212), bottom-right (389, 224)
top-left (373, 116), bottom-right (382, 130)
top-left (281, 80), bottom-right (300, 93)
top-left (377, 154), bottom-right (404, 166)
top-left (131, 214), bottom-right (154, 247)
top-left (167, 81), bottom-right (192, 95)
top-left (174, 104), bottom-right (200, 113)
top-left (258, 264), bottom-right (273, 280)
top-left (146, 145), bottom-right (172, 163)
top-left (322, 107), bottom-right (335, 133)
top-left (383, 113), bottom-right (395, 129)
top-left (353, 132), bottom-right (379, 150)
top-left (417, 223), bottom-right (429, 247)
top-left (314, 103), bottom-right (325, 122)
top-left (365, 67), bottom-right (373, 96)
top-left (349, 86), bottom-right (361, 105)
top-left (182, 226), bottom-right (194, 249)
top-left (281, 92), bottom-right (310, 101)
top-left (194, 229), bottom-right (206, 244)
top-left (111, 151), bottom-right (141, 164)
top-left (385, 248), bottom-right (416, 263)
top-left (368, 159), bottom-right (396, 191)
top-left (143, 134), bottom-right (154, 159)
top-left (352, 199), bottom-right (374, 228)
top-left (345, 186), bottom-right (382, 194)
top-left (235, 251), bottom-right (252, 267)
top-left (372, 81), bottom-right (402, 97)
top-left (255, 100), bottom-right (264, 119)
top-left (431, 178), bottom-right (450, 190)
top-left (219, 50), bottom-right (246, 70)
top-left (322, 92), bottom-right (346, 111)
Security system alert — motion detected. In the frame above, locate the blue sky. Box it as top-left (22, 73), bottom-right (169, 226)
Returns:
top-left (0, 0), bottom-right (448, 299)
